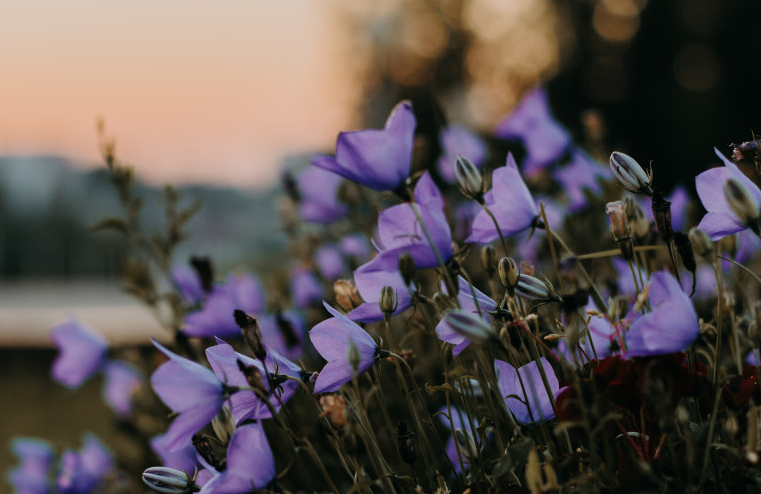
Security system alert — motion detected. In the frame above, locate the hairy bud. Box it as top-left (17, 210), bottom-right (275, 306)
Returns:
top-left (497, 257), bottom-right (520, 297)
top-left (379, 285), bottom-right (398, 316)
top-left (515, 274), bottom-right (563, 304)
top-left (480, 245), bottom-right (497, 278)
top-left (444, 310), bottom-right (495, 344)
top-left (724, 178), bottom-right (761, 234)
top-left (454, 156), bottom-right (484, 202)
top-left (609, 151), bottom-right (653, 195)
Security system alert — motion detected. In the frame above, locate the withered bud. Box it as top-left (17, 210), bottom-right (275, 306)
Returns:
top-left (236, 359), bottom-right (266, 393)
top-left (622, 195), bottom-right (651, 239)
top-left (651, 188), bottom-right (674, 242)
top-left (190, 256), bottom-right (214, 293)
top-left (334, 279), bottom-right (362, 311)
top-left (398, 253), bottom-right (416, 286)
top-left (234, 310), bottom-right (267, 361)
top-left (497, 257), bottom-right (520, 297)
top-left (480, 245), bottom-right (497, 278)
top-left (396, 421), bottom-right (416, 465)
top-left (609, 151), bottom-right (653, 195)
top-left (379, 285), bottom-right (398, 316)
top-left (454, 156), bottom-right (484, 202)
top-left (673, 232), bottom-right (696, 274)
top-left (605, 201), bottom-right (629, 241)
top-left (688, 227), bottom-right (714, 260)
top-left (211, 406), bottom-right (235, 445)
top-left (319, 394), bottom-right (347, 428)
top-left (724, 178), bottom-right (761, 234)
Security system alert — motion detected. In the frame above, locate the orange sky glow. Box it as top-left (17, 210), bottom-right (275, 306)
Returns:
top-left (0, 1), bottom-right (358, 188)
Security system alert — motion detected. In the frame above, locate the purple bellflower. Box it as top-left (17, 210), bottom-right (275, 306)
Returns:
top-left (552, 150), bottom-right (610, 213)
top-left (467, 153), bottom-right (539, 244)
top-left (733, 228), bottom-right (761, 265)
top-left (312, 101), bottom-right (416, 193)
top-left (559, 298), bottom-right (623, 365)
top-left (101, 360), bottom-right (142, 417)
top-left (150, 340), bottom-right (225, 451)
top-left (340, 233), bottom-right (371, 262)
top-left (56, 435), bottom-right (113, 494)
top-left (199, 423), bottom-right (275, 494)
top-left (171, 264), bottom-right (206, 306)
top-left (183, 273), bottom-right (265, 338)
top-left (256, 311), bottom-right (306, 360)
top-left (50, 319), bottom-right (108, 390)
top-left (437, 125), bottom-right (487, 184)
top-left (516, 197), bottom-right (565, 264)
top-left (437, 407), bottom-right (480, 474)
top-left (315, 244), bottom-right (346, 280)
top-left (310, 301), bottom-right (384, 393)
top-left (8, 437), bottom-right (54, 494)
top-left (347, 259), bottom-right (413, 324)
top-left (205, 338), bottom-right (300, 423)
top-left (291, 267), bottom-right (323, 309)
top-left (435, 277), bottom-right (497, 356)
top-left (624, 271), bottom-right (699, 356)
top-left (494, 87), bottom-right (571, 175)
top-left (495, 357), bottom-right (561, 424)
top-left (372, 171), bottom-right (453, 270)
top-left (696, 148), bottom-right (761, 240)
top-left (297, 165), bottom-right (348, 224)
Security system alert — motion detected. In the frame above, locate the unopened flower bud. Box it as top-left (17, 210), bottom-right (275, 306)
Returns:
top-left (319, 394), bottom-right (347, 428)
top-left (622, 195), bottom-right (651, 239)
top-left (498, 257), bottom-right (520, 297)
top-left (211, 406), bottom-right (235, 445)
top-left (398, 253), bottom-right (416, 286)
top-left (688, 227), bottom-right (714, 260)
top-left (651, 188), bottom-right (674, 242)
top-left (347, 339), bottom-right (361, 374)
top-left (444, 309), bottom-right (495, 344)
top-left (379, 285), bottom-right (398, 316)
top-left (606, 201), bottom-right (629, 241)
top-left (480, 245), bottom-right (497, 278)
top-left (334, 279), bottom-right (362, 311)
top-left (724, 178), bottom-right (761, 234)
top-left (234, 310), bottom-right (267, 361)
top-left (454, 156), bottom-right (484, 202)
top-left (609, 151), bottom-right (653, 195)
top-left (142, 466), bottom-right (195, 494)
top-left (515, 274), bottom-right (563, 304)
top-left (396, 421), bottom-right (416, 466)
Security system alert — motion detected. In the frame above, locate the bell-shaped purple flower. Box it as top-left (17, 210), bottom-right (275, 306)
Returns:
top-left (437, 125), bottom-right (487, 183)
top-left (50, 319), bottom-right (108, 389)
top-left (696, 148), bottom-right (761, 240)
top-left (494, 87), bottom-right (571, 175)
top-left (291, 267), bottom-right (323, 309)
top-left (467, 153), bottom-right (538, 244)
top-left (315, 244), bottom-right (346, 280)
top-left (257, 311), bottom-right (306, 360)
top-left (56, 435), bottom-right (113, 494)
top-left (495, 357), bottom-right (561, 424)
top-left (199, 423), bottom-right (275, 494)
top-left (624, 271), bottom-right (699, 356)
top-left (9, 437), bottom-right (54, 494)
top-left (297, 165), bottom-right (348, 224)
top-left (171, 264), bottom-right (206, 306)
top-left (340, 233), bottom-right (371, 262)
top-left (183, 273), bottom-right (265, 338)
top-left (372, 171), bottom-right (453, 270)
top-left (312, 101), bottom-right (416, 192)
top-left (437, 407), bottom-right (480, 474)
top-left (347, 258), bottom-right (413, 324)
top-left (101, 360), bottom-right (142, 417)
top-left (552, 150), bottom-right (610, 212)
top-left (150, 340), bottom-right (225, 451)
top-left (435, 277), bottom-right (497, 356)
top-left (205, 338), bottom-right (300, 423)
top-left (310, 301), bottom-right (381, 393)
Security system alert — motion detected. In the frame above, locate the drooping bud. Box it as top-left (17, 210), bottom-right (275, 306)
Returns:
top-left (622, 195), bottom-right (651, 240)
top-left (234, 310), bottom-right (267, 361)
top-left (515, 274), bottom-right (563, 304)
top-left (379, 285), bottom-right (398, 316)
top-left (497, 257), bottom-right (520, 297)
top-left (606, 201), bottom-right (634, 261)
top-left (319, 394), bottom-right (347, 428)
top-left (651, 188), bottom-right (674, 242)
top-left (609, 151), bottom-right (653, 196)
top-left (396, 421), bottom-right (416, 466)
top-left (480, 245), bottom-right (497, 278)
top-left (454, 156), bottom-right (484, 202)
top-left (142, 466), bottom-right (196, 494)
top-left (398, 253), bottom-right (416, 286)
top-left (211, 406), bottom-right (235, 445)
top-left (334, 279), bottom-right (362, 311)
top-left (190, 256), bottom-right (214, 293)
top-left (444, 309), bottom-right (495, 344)
top-left (688, 227), bottom-right (714, 260)
top-left (724, 178), bottom-right (761, 234)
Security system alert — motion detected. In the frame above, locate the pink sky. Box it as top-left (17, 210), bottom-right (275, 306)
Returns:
top-left (0, 1), bottom-right (357, 188)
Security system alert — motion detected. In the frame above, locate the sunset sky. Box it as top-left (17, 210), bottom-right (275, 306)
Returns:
top-left (0, 1), bottom-right (358, 188)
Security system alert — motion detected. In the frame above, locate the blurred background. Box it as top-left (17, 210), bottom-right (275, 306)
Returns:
top-left (2, 0), bottom-right (761, 481)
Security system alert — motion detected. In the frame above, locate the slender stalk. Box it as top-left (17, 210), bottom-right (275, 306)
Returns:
top-left (718, 255), bottom-right (761, 286)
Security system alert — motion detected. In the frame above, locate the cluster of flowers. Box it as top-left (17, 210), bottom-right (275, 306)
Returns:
top-left (11, 87), bottom-right (761, 493)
